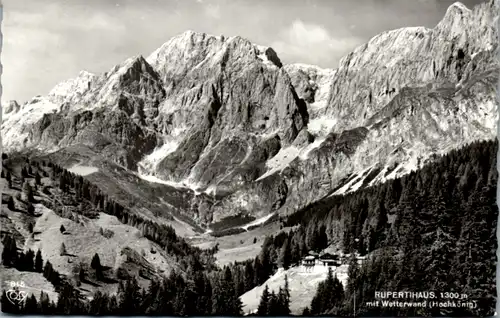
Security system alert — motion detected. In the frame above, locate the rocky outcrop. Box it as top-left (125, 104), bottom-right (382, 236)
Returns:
top-left (3, 100), bottom-right (20, 115)
top-left (143, 32), bottom-right (309, 186)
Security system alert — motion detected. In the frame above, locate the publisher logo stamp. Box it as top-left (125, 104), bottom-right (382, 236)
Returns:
top-left (4, 281), bottom-right (28, 306)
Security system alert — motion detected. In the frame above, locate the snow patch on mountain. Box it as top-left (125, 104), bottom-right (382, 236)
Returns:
top-left (299, 138), bottom-right (325, 160)
top-left (138, 141), bottom-right (180, 172)
top-left (307, 116), bottom-right (337, 137)
top-left (137, 171), bottom-right (206, 196)
top-left (137, 173), bottom-right (188, 189)
top-left (67, 165), bottom-right (99, 176)
top-left (332, 166), bottom-right (372, 196)
top-left (256, 146), bottom-right (300, 181)
top-left (241, 213), bottom-right (275, 231)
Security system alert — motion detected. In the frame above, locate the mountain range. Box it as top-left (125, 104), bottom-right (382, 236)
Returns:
top-left (2, 0), bottom-right (499, 236)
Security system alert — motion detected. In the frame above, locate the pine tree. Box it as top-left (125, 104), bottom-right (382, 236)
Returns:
top-left (259, 237), bottom-right (273, 282)
top-left (346, 253), bottom-right (360, 296)
top-left (42, 259), bottom-right (60, 286)
top-left (7, 196), bottom-right (15, 210)
top-left (89, 291), bottom-right (106, 315)
top-left (27, 203), bottom-right (35, 215)
top-left (59, 175), bottom-right (67, 192)
top-left (278, 237), bottom-right (292, 270)
top-left (107, 294), bottom-right (118, 315)
top-left (24, 294), bottom-right (38, 314)
top-left (23, 181), bottom-right (34, 202)
top-left (43, 261), bottom-right (53, 279)
top-left (278, 275), bottom-right (291, 315)
top-left (1, 290), bottom-right (20, 314)
top-left (2, 235), bottom-right (18, 266)
top-left (39, 291), bottom-right (52, 314)
top-left (35, 249), bottom-right (43, 272)
top-left (258, 285), bottom-right (270, 315)
top-left (253, 257), bottom-right (262, 286)
top-left (60, 243), bottom-right (66, 256)
top-left (91, 253), bottom-right (103, 280)
top-left (35, 172), bottom-right (41, 185)
top-left (302, 307), bottom-right (311, 315)
top-left (317, 225), bottom-right (329, 251)
top-left (56, 284), bottom-right (83, 314)
top-left (21, 167), bottom-right (28, 178)
top-left (60, 224), bottom-right (66, 233)
top-left (243, 261), bottom-right (255, 292)
top-left (190, 271), bottom-right (211, 315)
top-left (6, 171), bottom-right (12, 188)
top-left (118, 277), bottom-right (142, 315)
top-left (310, 268), bottom-right (346, 315)
top-left (91, 253), bottom-right (101, 269)
top-left (267, 291), bottom-right (280, 316)
top-left (24, 249), bottom-right (35, 271)
top-left (221, 266), bottom-right (242, 316)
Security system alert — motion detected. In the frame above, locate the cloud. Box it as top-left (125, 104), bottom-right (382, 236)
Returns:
top-left (204, 3), bottom-right (221, 20)
top-left (2, 3), bottom-right (128, 103)
top-left (5, 5), bottom-right (125, 33)
top-left (271, 19), bottom-right (362, 67)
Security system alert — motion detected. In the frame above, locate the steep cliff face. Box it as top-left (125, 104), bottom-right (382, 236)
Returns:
top-left (205, 0), bottom-right (500, 222)
top-left (322, 1), bottom-right (497, 129)
top-left (2, 1), bottom-right (498, 228)
top-left (141, 32), bottom-right (308, 190)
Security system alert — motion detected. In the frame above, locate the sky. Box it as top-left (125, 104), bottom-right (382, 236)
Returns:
top-left (1, 0), bottom-right (487, 104)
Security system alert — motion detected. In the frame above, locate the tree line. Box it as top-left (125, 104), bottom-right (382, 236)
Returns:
top-left (288, 139), bottom-right (497, 316)
top-left (257, 275), bottom-right (291, 316)
top-left (1, 235), bottom-right (43, 273)
top-left (0, 264), bottom-right (247, 315)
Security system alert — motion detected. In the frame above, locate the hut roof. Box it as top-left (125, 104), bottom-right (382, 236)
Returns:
top-left (319, 253), bottom-right (339, 260)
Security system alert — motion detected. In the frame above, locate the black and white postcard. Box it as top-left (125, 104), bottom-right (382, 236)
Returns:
top-left (1, 0), bottom-right (499, 316)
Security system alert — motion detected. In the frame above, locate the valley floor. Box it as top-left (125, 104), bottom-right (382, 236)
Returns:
top-left (189, 221), bottom-right (289, 267)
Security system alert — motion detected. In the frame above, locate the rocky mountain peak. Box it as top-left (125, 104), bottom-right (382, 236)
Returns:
top-left (48, 70), bottom-right (98, 106)
top-left (146, 31), bottom-right (282, 81)
top-left (445, 1), bottom-right (471, 15)
top-left (3, 100), bottom-right (21, 115)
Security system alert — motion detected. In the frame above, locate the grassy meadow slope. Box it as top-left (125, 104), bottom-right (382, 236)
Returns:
top-left (0, 154), bottom-right (184, 300)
